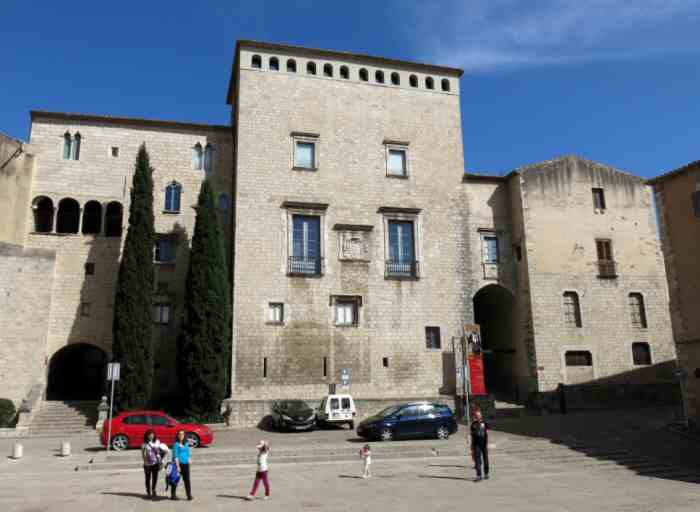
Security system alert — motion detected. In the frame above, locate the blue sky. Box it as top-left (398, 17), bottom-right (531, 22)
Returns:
top-left (1, 0), bottom-right (699, 177)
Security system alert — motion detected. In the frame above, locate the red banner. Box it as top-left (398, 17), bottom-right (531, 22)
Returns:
top-left (469, 354), bottom-right (487, 396)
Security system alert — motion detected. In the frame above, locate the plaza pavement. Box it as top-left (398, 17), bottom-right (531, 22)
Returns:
top-left (1, 408), bottom-right (699, 511)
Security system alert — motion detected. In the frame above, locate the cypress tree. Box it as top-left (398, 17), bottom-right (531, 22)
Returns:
top-left (179, 180), bottom-right (231, 416)
top-left (112, 144), bottom-right (155, 410)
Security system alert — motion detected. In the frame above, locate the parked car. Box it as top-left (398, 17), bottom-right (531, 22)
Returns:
top-left (100, 410), bottom-right (214, 450)
top-left (316, 394), bottom-right (356, 429)
top-left (356, 402), bottom-right (458, 441)
top-left (270, 400), bottom-right (317, 431)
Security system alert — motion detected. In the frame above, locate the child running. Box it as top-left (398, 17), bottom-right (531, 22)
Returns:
top-left (359, 444), bottom-right (372, 478)
top-left (245, 440), bottom-right (271, 500)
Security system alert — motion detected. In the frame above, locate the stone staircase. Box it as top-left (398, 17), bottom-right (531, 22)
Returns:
top-left (28, 400), bottom-right (99, 436)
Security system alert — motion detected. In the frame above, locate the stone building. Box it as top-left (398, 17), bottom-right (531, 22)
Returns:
top-left (649, 161), bottom-right (700, 428)
top-left (0, 40), bottom-right (680, 430)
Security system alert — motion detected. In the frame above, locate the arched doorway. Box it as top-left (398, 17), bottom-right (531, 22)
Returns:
top-left (473, 284), bottom-right (519, 401)
top-left (47, 344), bottom-right (108, 400)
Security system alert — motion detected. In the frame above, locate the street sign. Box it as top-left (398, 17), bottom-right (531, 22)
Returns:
top-left (340, 368), bottom-right (350, 389)
top-left (107, 362), bottom-right (121, 381)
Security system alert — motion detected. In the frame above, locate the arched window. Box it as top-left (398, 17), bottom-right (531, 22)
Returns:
top-left (375, 70), bottom-right (385, 83)
top-left (63, 132), bottom-right (72, 160)
top-left (269, 57), bottom-right (279, 71)
top-left (72, 133), bottom-right (81, 160)
top-left (391, 72), bottom-right (400, 85)
top-left (323, 63), bottom-right (333, 77)
top-left (81, 200), bottom-right (102, 235)
top-left (56, 198), bottom-right (80, 234)
top-left (441, 78), bottom-right (450, 92)
top-left (409, 74), bottom-right (418, 87)
top-left (287, 59), bottom-right (296, 72)
top-left (218, 193), bottom-right (231, 211)
top-left (32, 196), bottom-right (54, 233)
top-left (203, 143), bottom-right (216, 174)
top-left (307, 61), bottom-right (317, 75)
top-left (251, 55), bottom-right (262, 68)
top-left (105, 202), bottom-right (123, 237)
top-left (359, 68), bottom-right (368, 81)
top-left (340, 66), bottom-right (349, 79)
top-left (164, 182), bottom-right (182, 213)
top-left (192, 143), bottom-right (203, 170)
top-left (563, 291), bottom-right (582, 328)
top-left (425, 77), bottom-right (434, 90)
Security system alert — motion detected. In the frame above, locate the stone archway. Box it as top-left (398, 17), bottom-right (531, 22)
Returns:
top-left (473, 284), bottom-right (519, 401)
top-left (46, 343), bottom-right (108, 400)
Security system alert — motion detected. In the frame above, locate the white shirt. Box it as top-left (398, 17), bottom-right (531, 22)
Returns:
top-left (257, 451), bottom-right (269, 472)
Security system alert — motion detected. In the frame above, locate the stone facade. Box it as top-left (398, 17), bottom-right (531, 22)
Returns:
top-left (0, 40), bottom-right (680, 424)
top-left (649, 161), bottom-right (700, 428)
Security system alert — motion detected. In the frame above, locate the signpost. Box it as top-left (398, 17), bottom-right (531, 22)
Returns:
top-left (106, 362), bottom-right (120, 451)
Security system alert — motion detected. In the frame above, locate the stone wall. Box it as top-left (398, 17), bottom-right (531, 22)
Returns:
top-left (651, 162), bottom-right (700, 428)
top-left (0, 243), bottom-right (55, 406)
top-left (0, 133), bottom-right (34, 245)
top-left (23, 115), bottom-right (233, 401)
top-left (230, 43), bottom-right (467, 401)
top-left (517, 156), bottom-right (677, 393)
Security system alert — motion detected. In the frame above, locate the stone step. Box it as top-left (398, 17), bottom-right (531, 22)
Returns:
top-left (28, 400), bottom-right (99, 436)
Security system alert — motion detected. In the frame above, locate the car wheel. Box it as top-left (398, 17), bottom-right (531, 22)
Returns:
top-left (185, 432), bottom-right (200, 448)
top-left (348, 421), bottom-right (355, 430)
top-left (111, 434), bottom-right (129, 451)
top-left (436, 425), bottom-right (450, 440)
top-left (380, 427), bottom-right (394, 442)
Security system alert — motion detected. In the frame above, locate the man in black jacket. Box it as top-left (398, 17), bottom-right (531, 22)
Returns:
top-left (470, 409), bottom-right (489, 481)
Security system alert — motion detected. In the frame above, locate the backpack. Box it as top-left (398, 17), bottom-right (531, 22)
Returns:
top-left (164, 461), bottom-right (180, 488)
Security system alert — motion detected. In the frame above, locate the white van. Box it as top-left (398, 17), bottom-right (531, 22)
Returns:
top-left (316, 394), bottom-right (357, 429)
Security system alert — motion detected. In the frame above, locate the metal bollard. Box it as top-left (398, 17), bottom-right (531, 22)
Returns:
top-left (12, 443), bottom-right (23, 459)
top-left (60, 442), bottom-right (71, 457)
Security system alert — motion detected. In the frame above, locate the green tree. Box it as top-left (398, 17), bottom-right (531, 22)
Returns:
top-left (179, 180), bottom-right (232, 415)
top-left (112, 144), bottom-right (155, 410)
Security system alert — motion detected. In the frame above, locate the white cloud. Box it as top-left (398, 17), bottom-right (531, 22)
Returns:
top-left (406, 0), bottom-right (700, 71)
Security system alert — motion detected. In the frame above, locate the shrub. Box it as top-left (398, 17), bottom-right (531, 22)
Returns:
top-left (0, 399), bottom-right (16, 428)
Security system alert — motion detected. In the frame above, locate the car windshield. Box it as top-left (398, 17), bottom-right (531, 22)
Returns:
top-left (280, 400), bottom-right (310, 413)
top-left (377, 406), bottom-right (402, 417)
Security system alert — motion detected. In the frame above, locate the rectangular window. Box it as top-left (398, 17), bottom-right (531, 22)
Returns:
top-left (335, 300), bottom-right (356, 326)
top-left (323, 357), bottom-right (327, 377)
top-left (153, 303), bottom-right (170, 324)
top-left (592, 188), bottom-right (606, 210)
top-left (515, 245), bottom-right (522, 261)
top-left (632, 342), bottom-right (652, 366)
top-left (565, 351), bottom-right (592, 367)
top-left (596, 239), bottom-right (616, 278)
top-left (290, 215), bottom-right (321, 274)
top-left (268, 302), bottom-right (284, 323)
top-left (425, 326), bottom-right (441, 350)
top-left (294, 141), bottom-right (316, 169)
top-left (263, 357), bottom-right (268, 378)
top-left (483, 236), bottom-right (499, 263)
top-left (387, 220), bottom-right (416, 277)
top-left (111, 146), bottom-right (119, 158)
top-left (692, 191), bottom-right (700, 218)
top-left (387, 148), bottom-right (407, 177)
top-left (629, 293), bottom-right (647, 328)
top-left (154, 239), bottom-right (177, 263)
top-left (382, 357), bottom-right (389, 368)
top-left (563, 292), bottom-right (582, 328)
top-left (80, 302), bottom-right (91, 317)
top-left (84, 263), bottom-right (95, 276)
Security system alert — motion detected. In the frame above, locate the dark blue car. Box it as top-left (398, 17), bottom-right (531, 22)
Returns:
top-left (356, 402), bottom-right (458, 441)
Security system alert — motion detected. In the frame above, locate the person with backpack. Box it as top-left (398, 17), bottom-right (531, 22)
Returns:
top-left (470, 409), bottom-right (490, 481)
top-left (172, 430), bottom-right (193, 501)
top-left (141, 430), bottom-right (169, 499)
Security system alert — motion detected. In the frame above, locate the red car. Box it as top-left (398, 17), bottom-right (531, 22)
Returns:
top-left (101, 410), bottom-right (214, 450)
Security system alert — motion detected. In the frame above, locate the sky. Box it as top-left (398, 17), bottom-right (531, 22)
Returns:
top-left (1, 0), bottom-right (699, 178)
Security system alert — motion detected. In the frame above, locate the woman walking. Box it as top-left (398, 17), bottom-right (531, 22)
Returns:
top-left (245, 440), bottom-right (271, 500)
top-left (172, 430), bottom-right (193, 501)
top-left (141, 430), bottom-right (168, 500)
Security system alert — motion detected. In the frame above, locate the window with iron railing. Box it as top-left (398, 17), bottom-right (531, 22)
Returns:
top-left (289, 215), bottom-right (322, 276)
top-left (386, 220), bottom-right (418, 278)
